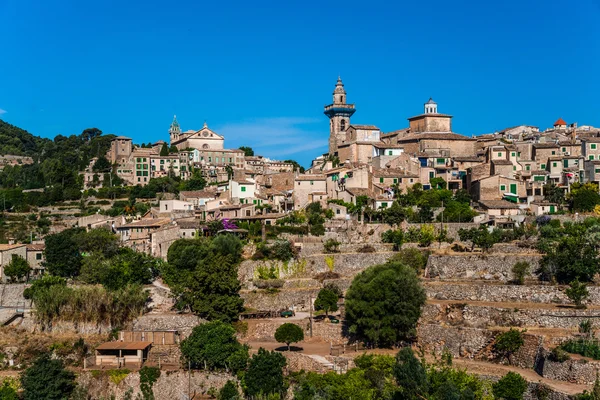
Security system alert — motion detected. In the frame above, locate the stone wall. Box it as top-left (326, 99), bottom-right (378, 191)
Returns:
top-left (245, 318), bottom-right (345, 344)
top-left (78, 370), bottom-right (234, 400)
top-left (425, 282), bottom-right (600, 305)
top-left (540, 357), bottom-right (600, 385)
top-left (421, 303), bottom-right (600, 330)
top-left (239, 251), bottom-right (396, 283)
top-left (425, 254), bottom-right (542, 281)
top-left (0, 284), bottom-right (30, 307)
top-left (133, 314), bottom-right (203, 339)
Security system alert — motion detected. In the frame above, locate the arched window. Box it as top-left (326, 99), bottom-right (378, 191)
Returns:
top-left (341, 95), bottom-right (344, 103)
top-left (340, 119), bottom-right (346, 132)
top-left (202, 144), bottom-right (209, 149)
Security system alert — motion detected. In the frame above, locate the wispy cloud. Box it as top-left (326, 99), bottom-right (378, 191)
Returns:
top-left (0, 109), bottom-right (6, 116)
top-left (214, 117), bottom-right (328, 163)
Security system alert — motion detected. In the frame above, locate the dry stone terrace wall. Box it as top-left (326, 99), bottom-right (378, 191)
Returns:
top-left (238, 252), bottom-right (396, 283)
top-left (422, 303), bottom-right (600, 329)
top-left (540, 357), bottom-right (600, 385)
top-left (245, 318), bottom-right (345, 344)
top-left (425, 282), bottom-right (600, 305)
top-left (425, 254), bottom-right (543, 281)
top-left (241, 289), bottom-right (320, 311)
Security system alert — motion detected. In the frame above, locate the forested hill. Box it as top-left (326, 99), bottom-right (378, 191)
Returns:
top-left (0, 120), bottom-right (52, 157)
top-left (0, 120), bottom-right (115, 191)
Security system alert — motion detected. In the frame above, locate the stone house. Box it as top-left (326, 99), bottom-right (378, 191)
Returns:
top-left (229, 179), bottom-right (257, 204)
top-left (470, 175), bottom-right (525, 202)
top-left (581, 138), bottom-right (600, 161)
top-left (0, 244), bottom-right (28, 281)
top-left (530, 202), bottom-right (558, 216)
top-left (150, 224), bottom-right (180, 259)
top-left (179, 190), bottom-right (217, 208)
top-left (26, 244), bottom-right (45, 276)
top-left (293, 174), bottom-right (327, 210)
top-left (584, 160), bottom-right (600, 184)
top-left (478, 200), bottom-right (521, 217)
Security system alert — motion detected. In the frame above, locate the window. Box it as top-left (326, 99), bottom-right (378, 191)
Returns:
top-left (429, 171), bottom-right (434, 179)
top-left (310, 181), bottom-right (314, 185)
top-left (552, 162), bottom-right (557, 168)
top-left (336, 209), bottom-right (340, 214)
top-left (388, 151), bottom-right (393, 156)
top-left (241, 186), bottom-right (246, 192)
top-left (498, 152), bottom-right (502, 157)
top-left (590, 155), bottom-right (595, 161)
top-left (500, 185), bottom-right (506, 191)
top-left (562, 147), bottom-right (566, 152)
top-left (340, 119), bottom-right (346, 131)
top-left (208, 157), bottom-right (212, 162)
top-left (160, 160), bottom-right (164, 164)
top-left (436, 158), bottom-right (445, 164)
top-left (551, 151), bottom-right (555, 155)
top-left (393, 178), bottom-right (398, 184)
top-left (381, 202), bottom-right (388, 208)
top-left (526, 165), bottom-right (530, 171)
top-left (253, 199), bottom-right (257, 204)
top-left (595, 168), bottom-right (600, 174)
top-left (410, 179), bottom-right (414, 183)
top-left (511, 152), bottom-right (516, 157)
top-left (592, 144), bottom-right (597, 150)
top-left (379, 177), bottom-right (384, 183)
top-left (513, 166), bottom-right (516, 170)
top-left (541, 164), bottom-right (546, 169)
top-left (36, 253), bottom-right (42, 260)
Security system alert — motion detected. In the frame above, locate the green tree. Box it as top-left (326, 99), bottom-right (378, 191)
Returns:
top-left (566, 279), bottom-right (590, 309)
top-left (569, 183), bottom-right (600, 212)
top-left (4, 254), bottom-right (31, 282)
top-left (21, 354), bottom-right (76, 400)
top-left (345, 262), bottom-right (426, 347)
top-left (182, 169), bottom-right (207, 191)
top-left (544, 182), bottom-right (565, 205)
top-left (160, 142), bottom-right (169, 156)
top-left (0, 380), bottom-right (19, 400)
top-left (92, 155), bottom-right (112, 172)
top-left (218, 380), bottom-right (240, 400)
top-left (77, 227), bottom-right (120, 258)
top-left (180, 321), bottom-right (249, 373)
top-left (394, 347), bottom-right (428, 399)
top-left (44, 228), bottom-right (85, 277)
top-left (511, 262), bottom-right (530, 285)
top-left (211, 234), bottom-right (243, 264)
top-left (274, 323), bottom-right (304, 351)
top-left (314, 288), bottom-right (339, 317)
top-left (239, 146), bottom-right (254, 157)
top-left (283, 159), bottom-right (305, 173)
top-left (243, 348), bottom-right (287, 398)
top-left (492, 372), bottom-right (528, 400)
top-left (494, 328), bottom-right (524, 364)
top-left (169, 144), bottom-right (178, 153)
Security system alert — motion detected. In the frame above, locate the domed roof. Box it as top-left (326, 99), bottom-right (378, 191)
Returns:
top-left (334, 76), bottom-right (346, 94)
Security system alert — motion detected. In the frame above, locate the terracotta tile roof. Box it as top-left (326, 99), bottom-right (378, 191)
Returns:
top-left (118, 218), bottom-right (171, 229)
top-left (180, 190), bottom-right (216, 198)
top-left (530, 170), bottom-right (549, 175)
top-left (492, 160), bottom-right (513, 166)
top-left (382, 128), bottom-right (409, 136)
top-left (96, 341), bottom-right (153, 351)
top-left (345, 187), bottom-right (373, 198)
top-left (295, 174), bottom-right (326, 181)
top-left (26, 244), bottom-right (45, 251)
top-left (533, 143), bottom-right (559, 149)
top-left (554, 118), bottom-right (567, 126)
top-left (350, 124), bottom-right (380, 130)
top-left (397, 133), bottom-right (475, 142)
top-left (581, 137), bottom-right (600, 143)
top-left (0, 244), bottom-right (26, 251)
top-left (372, 169), bottom-right (412, 177)
top-left (407, 113), bottom-right (453, 120)
top-left (453, 156), bottom-right (482, 162)
top-left (479, 200), bottom-right (520, 209)
top-left (558, 141), bottom-right (580, 145)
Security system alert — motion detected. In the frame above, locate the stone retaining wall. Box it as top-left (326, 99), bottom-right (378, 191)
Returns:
top-left (540, 357), bottom-right (600, 385)
top-left (133, 314), bottom-right (203, 338)
top-left (239, 252), bottom-right (396, 283)
top-left (425, 282), bottom-right (600, 306)
top-left (422, 303), bottom-right (600, 330)
top-left (425, 254), bottom-right (543, 281)
top-left (246, 319), bottom-right (344, 344)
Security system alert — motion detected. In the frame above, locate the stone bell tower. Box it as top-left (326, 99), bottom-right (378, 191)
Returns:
top-left (324, 77), bottom-right (356, 154)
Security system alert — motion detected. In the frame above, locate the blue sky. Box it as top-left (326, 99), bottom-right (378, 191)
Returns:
top-left (1, 0), bottom-right (599, 166)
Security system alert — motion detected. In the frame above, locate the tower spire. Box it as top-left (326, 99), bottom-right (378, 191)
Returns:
top-left (324, 77), bottom-right (356, 155)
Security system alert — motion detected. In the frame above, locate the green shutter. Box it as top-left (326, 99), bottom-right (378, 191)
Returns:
top-left (510, 184), bottom-right (517, 194)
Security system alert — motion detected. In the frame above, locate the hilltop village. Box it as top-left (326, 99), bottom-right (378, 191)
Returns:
top-left (0, 79), bottom-right (600, 399)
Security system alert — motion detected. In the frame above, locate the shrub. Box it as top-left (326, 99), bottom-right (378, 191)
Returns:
top-left (274, 323), bottom-right (304, 351)
top-left (580, 319), bottom-right (593, 337)
top-left (561, 339), bottom-right (600, 359)
top-left (4, 255), bottom-right (31, 283)
top-left (382, 229), bottom-right (403, 250)
top-left (550, 347), bottom-right (570, 362)
top-left (322, 282), bottom-right (342, 298)
top-left (566, 279), bottom-right (589, 309)
top-left (492, 372), bottom-right (528, 400)
top-left (357, 245), bottom-right (376, 253)
top-left (314, 288), bottom-right (339, 317)
top-left (511, 262), bottom-right (530, 285)
top-left (323, 239), bottom-right (341, 253)
top-left (256, 265), bottom-right (278, 280)
top-left (139, 366), bottom-right (160, 400)
top-left (21, 354), bottom-right (76, 400)
top-left (218, 380), bottom-right (240, 400)
top-left (108, 369), bottom-right (131, 385)
top-left (494, 329), bottom-right (525, 364)
top-left (324, 256), bottom-right (335, 272)
top-left (389, 248), bottom-right (429, 273)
